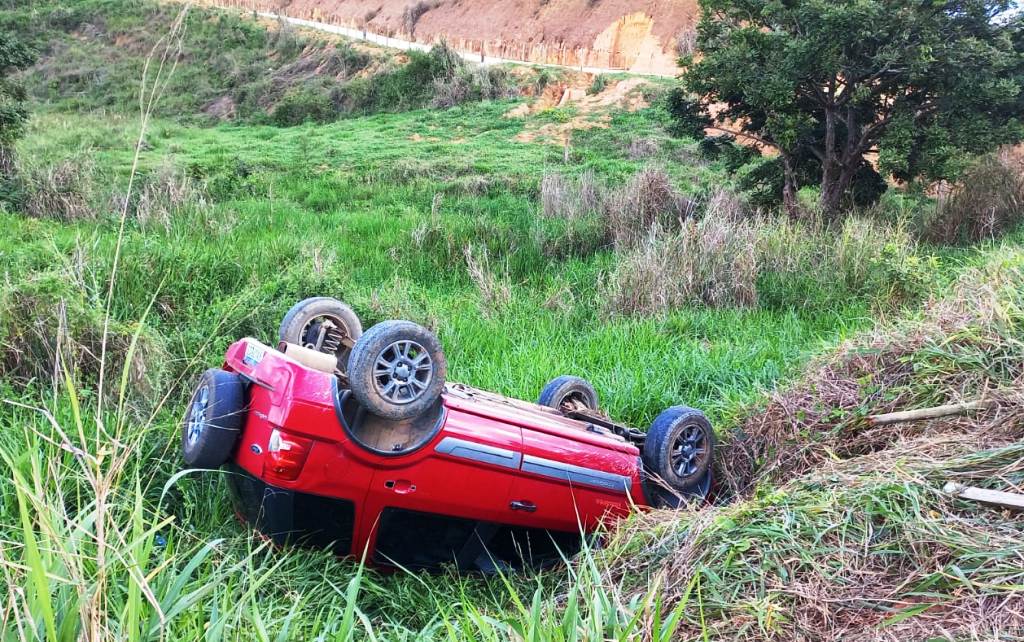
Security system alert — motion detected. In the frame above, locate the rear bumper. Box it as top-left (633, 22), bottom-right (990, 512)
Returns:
top-left (225, 463), bottom-right (356, 556)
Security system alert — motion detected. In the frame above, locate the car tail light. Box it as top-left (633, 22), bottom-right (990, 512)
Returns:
top-left (263, 428), bottom-right (313, 482)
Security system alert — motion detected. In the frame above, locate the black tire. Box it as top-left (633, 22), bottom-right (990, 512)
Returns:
top-left (538, 375), bottom-right (599, 411)
top-left (641, 406), bottom-right (715, 507)
top-left (347, 320), bottom-right (446, 420)
top-left (182, 368), bottom-right (246, 468)
top-left (279, 297), bottom-right (363, 372)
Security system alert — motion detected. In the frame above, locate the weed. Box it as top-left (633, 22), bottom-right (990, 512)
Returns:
top-left (540, 169), bottom-right (602, 219)
top-left (626, 137), bottom-right (660, 160)
top-left (130, 161), bottom-right (209, 230)
top-left (587, 74), bottom-right (608, 96)
top-left (603, 166), bottom-right (696, 248)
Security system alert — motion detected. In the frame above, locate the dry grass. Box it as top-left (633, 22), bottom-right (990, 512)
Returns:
top-left (540, 170), bottom-right (602, 220)
top-left (722, 249), bottom-right (1024, 495)
top-left (603, 166), bottom-right (697, 248)
top-left (922, 149), bottom-right (1024, 244)
top-left (135, 161), bottom-right (207, 228)
top-left (540, 166), bottom-right (696, 246)
top-left (22, 156), bottom-right (98, 222)
top-left (463, 243), bottom-right (511, 313)
top-left (598, 250), bottom-right (1024, 641)
top-left (603, 208), bottom-right (927, 315)
top-left (603, 215), bottom-right (759, 313)
top-left (625, 137), bottom-right (660, 160)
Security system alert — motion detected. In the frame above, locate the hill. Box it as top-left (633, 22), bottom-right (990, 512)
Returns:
top-left (207, 0), bottom-right (694, 74)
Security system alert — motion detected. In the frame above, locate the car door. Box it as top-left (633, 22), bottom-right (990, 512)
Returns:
top-left (505, 428), bottom-right (637, 533)
top-left (359, 405), bottom-right (524, 566)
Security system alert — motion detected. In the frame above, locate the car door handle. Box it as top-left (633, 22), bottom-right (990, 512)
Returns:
top-left (510, 500), bottom-right (537, 512)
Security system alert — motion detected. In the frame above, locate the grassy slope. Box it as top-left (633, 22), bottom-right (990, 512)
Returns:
top-left (0, 1), bottom-right (1019, 639)
top-left (3, 101), bottom-right (878, 425)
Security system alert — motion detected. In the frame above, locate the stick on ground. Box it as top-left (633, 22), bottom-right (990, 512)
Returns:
top-left (868, 400), bottom-right (997, 426)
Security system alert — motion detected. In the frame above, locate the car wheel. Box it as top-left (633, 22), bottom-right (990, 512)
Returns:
top-left (641, 406), bottom-right (714, 507)
top-left (347, 320), bottom-right (447, 420)
top-left (538, 375), bottom-right (599, 411)
top-left (182, 368), bottom-right (245, 468)
top-left (279, 297), bottom-right (363, 373)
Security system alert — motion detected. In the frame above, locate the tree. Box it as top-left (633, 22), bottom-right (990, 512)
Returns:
top-left (677, 0), bottom-right (1024, 217)
top-left (0, 33), bottom-right (35, 178)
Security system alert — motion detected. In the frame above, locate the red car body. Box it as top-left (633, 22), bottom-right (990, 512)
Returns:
top-left (220, 337), bottom-right (651, 570)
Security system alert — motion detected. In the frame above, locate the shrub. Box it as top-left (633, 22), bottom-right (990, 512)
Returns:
top-left (587, 74), bottom-right (608, 96)
top-left (430, 65), bottom-right (513, 108)
top-left (270, 88), bottom-right (335, 126)
top-left (918, 150), bottom-right (1024, 245)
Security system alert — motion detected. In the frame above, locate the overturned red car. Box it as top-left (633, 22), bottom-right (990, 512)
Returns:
top-left (182, 298), bottom-right (714, 571)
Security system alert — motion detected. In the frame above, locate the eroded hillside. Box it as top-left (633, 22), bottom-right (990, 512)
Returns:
top-left (208, 0), bottom-right (696, 74)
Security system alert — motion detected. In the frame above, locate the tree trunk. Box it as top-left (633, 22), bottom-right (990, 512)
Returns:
top-left (781, 154), bottom-right (800, 217)
top-left (820, 161), bottom-right (856, 218)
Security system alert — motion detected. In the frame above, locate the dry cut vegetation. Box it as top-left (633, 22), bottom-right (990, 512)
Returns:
top-left (601, 249), bottom-right (1024, 641)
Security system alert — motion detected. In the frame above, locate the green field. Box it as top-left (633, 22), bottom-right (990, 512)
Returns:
top-left (2, 1), bottom-right (1023, 640)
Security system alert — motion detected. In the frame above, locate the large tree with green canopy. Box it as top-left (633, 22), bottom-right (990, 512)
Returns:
top-left (676, 0), bottom-right (1024, 217)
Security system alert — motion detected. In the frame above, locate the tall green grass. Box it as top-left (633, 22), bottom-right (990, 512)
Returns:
top-left (1, 0), bottom-right (1020, 637)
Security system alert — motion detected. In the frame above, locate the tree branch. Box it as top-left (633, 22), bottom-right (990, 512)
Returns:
top-left (706, 125), bottom-right (780, 151)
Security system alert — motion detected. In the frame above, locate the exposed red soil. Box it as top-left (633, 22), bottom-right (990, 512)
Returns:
top-left (211, 0), bottom-right (698, 74)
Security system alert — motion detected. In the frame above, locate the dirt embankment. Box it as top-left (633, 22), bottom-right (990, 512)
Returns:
top-left (206, 0), bottom-right (698, 75)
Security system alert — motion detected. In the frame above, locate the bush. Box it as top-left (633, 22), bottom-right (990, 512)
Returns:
top-left (587, 74), bottom-right (608, 96)
top-left (918, 150), bottom-right (1024, 244)
top-left (270, 88), bottom-right (335, 126)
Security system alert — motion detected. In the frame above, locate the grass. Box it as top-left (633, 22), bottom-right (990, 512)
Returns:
top-left (1, 0), bottom-right (1022, 638)
top-left (601, 251), bottom-right (1024, 639)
